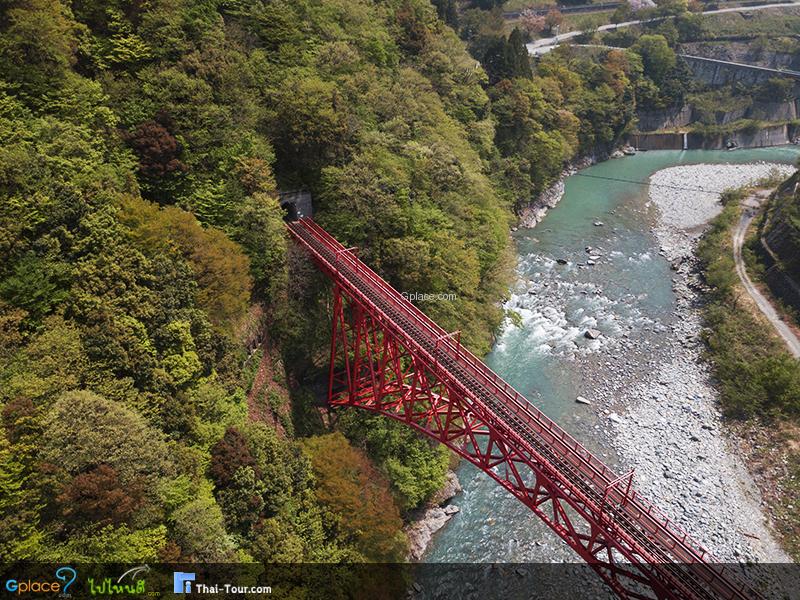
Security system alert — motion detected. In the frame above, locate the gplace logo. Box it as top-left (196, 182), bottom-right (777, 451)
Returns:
top-left (4, 567), bottom-right (77, 596)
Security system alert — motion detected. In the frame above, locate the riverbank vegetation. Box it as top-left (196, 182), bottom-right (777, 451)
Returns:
top-left (696, 180), bottom-right (800, 558)
top-left (697, 195), bottom-right (800, 419)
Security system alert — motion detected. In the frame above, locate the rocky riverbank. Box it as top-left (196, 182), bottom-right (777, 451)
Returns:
top-left (590, 163), bottom-right (794, 590)
top-left (423, 152), bottom-right (798, 592)
top-left (518, 156), bottom-right (597, 228)
top-left (405, 471), bottom-right (462, 561)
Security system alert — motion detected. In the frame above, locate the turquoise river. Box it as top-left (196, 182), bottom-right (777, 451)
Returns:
top-left (420, 147), bottom-right (800, 596)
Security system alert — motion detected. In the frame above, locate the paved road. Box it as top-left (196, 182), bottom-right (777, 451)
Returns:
top-left (527, 1), bottom-right (800, 55)
top-left (733, 191), bottom-right (800, 358)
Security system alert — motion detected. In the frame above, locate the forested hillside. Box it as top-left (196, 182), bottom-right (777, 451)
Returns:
top-left (0, 0), bottom-right (672, 564)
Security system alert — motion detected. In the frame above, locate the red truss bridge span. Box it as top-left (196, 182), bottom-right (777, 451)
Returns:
top-left (287, 217), bottom-right (758, 600)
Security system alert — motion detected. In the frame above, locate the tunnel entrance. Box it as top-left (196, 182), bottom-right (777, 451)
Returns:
top-left (278, 190), bottom-right (312, 222)
top-left (280, 201), bottom-right (298, 222)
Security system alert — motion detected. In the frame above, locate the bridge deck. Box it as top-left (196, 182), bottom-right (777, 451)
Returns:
top-left (287, 217), bottom-right (756, 600)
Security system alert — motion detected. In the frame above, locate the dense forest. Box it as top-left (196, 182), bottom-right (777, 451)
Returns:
top-left (0, 0), bottom-right (684, 563)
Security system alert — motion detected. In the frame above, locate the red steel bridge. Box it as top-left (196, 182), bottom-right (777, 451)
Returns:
top-left (287, 217), bottom-right (759, 600)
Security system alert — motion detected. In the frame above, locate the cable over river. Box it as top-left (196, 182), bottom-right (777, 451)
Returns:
top-left (423, 147), bottom-right (800, 597)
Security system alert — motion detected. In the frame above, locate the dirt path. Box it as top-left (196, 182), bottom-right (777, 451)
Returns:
top-left (734, 191), bottom-right (800, 358)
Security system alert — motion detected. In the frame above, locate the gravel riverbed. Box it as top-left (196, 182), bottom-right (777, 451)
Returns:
top-left (590, 163), bottom-right (795, 592)
top-left (418, 159), bottom-right (797, 596)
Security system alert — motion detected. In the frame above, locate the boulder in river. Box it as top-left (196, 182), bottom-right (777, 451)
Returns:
top-left (584, 329), bottom-right (602, 340)
top-left (556, 258), bottom-right (568, 265)
top-left (576, 396), bottom-right (591, 405)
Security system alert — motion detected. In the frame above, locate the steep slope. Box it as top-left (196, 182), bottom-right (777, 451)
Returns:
top-left (759, 170), bottom-right (800, 314)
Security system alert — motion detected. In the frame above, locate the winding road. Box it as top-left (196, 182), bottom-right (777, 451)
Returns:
top-left (528, 1), bottom-right (800, 55)
top-left (733, 191), bottom-right (800, 358)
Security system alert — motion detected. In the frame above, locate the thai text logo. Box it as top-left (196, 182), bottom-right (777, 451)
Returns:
top-left (88, 565), bottom-right (149, 596)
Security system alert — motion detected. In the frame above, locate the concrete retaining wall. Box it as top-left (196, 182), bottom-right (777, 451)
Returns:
top-left (631, 124), bottom-right (794, 150)
top-left (683, 55), bottom-right (800, 87)
top-left (630, 132), bottom-right (686, 150)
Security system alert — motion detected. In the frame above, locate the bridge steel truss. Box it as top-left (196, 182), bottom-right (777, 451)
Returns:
top-left (287, 218), bottom-right (759, 600)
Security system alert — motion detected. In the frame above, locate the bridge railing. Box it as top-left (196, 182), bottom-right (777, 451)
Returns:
top-left (290, 219), bottom-right (752, 596)
top-left (294, 221), bottom-right (658, 546)
top-left (300, 219), bottom-right (699, 531)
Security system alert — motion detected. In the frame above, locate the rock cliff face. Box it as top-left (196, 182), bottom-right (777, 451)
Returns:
top-left (690, 124), bottom-right (794, 149)
top-left (681, 55), bottom-right (798, 87)
top-left (638, 101), bottom-right (798, 132)
top-left (680, 41), bottom-right (800, 72)
top-left (635, 43), bottom-right (800, 134)
top-left (637, 105), bottom-right (694, 131)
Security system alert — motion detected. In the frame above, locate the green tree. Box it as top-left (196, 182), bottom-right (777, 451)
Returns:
top-left (0, 254), bottom-right (70, 325)
top-left (338, 412), bottom-right (449, 510)
top-left (0, 434), bottom-right (43, 560)
top-left (119, 196), bottom-right (252, 330)
top-left (171, 495), bottom-right (237, 561)
top-left (303, 433), bottom-right (406, 562)
top-left (40, 390), bottom-right (173, 527)
top-left (0, 0), bottom-right (80, 101)
top-left (233, 193), bottom-right (287, 299)
top-left (632, 35), bottom-right (676, 84)
top-left (432, 0), bottom-right (458, 28)
top-left (40, 524), bottom-right (167, 562)
top-left (482, 29), bottom-right (532, 85)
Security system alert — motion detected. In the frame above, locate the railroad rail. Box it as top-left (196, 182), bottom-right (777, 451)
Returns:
top-left (287, 217), bottom-right (761, 600)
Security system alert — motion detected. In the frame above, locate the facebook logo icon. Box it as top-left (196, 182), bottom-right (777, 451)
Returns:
top-left (173, 572), bottom-right (195, 593)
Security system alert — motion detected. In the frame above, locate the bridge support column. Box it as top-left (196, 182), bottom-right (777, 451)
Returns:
top-left (324, 288), bottom-right (686, 600)
top-left (289, 215), bottom-right (756, 600)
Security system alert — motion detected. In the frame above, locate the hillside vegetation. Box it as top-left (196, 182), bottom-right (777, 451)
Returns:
top-left (761, 171), bottom-right (800, 289)
top-left (697, 192), bottom-right (800, 420)
top-left (0, 0), bottom-right (682, 565)
top-left (697, 181), bottom-right (800, 558)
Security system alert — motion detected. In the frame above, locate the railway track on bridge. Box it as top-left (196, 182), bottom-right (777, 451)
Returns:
top-left (287, 217), bottom-right (760, 600)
